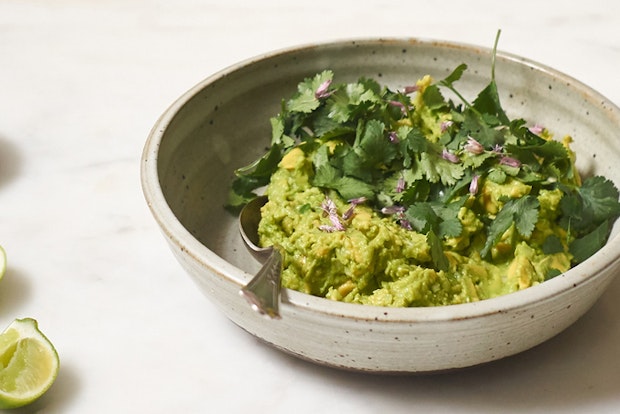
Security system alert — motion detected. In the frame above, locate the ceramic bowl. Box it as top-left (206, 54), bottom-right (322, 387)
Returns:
top-left (141, 38), bottom-right (620, 373)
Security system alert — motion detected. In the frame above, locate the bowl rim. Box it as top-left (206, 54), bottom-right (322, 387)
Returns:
top-left (141, 36), bottom-right (620, 323)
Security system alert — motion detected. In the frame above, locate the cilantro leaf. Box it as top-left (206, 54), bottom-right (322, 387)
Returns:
top-left (480, 195), bottom-right (539, 258)
top-left (427, 230), bottom-right (450, 272)
top-left (577, 176), bottom-right (620, 224)
top-left (357, 119), bottom-right (398, 168)
top-left (286, 70), bottom-right (333, 113)
top-left (561, 176), bottom-right (620, 234)
top-left (422, 84), bottom-right (449, 111)
top-left (417, 151), bottom-right (464, 186)
top-left (327, 78), bottom-right (383, 123)
top-left (406, 202), bottom-right (438, 234)
top-left (472, 81), bottom-right (509, 125)
top-left (405, 198), bottom-right (465, 274)
top-left (227, 144), bottom-right (283, 209)
top-left (570, 220), bottom-right (612, 263)
top-left (439, 63), bottom-right (468, 90)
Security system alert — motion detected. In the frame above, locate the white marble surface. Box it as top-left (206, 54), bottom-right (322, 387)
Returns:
top-left (1, 1), bottom-right (620, 412)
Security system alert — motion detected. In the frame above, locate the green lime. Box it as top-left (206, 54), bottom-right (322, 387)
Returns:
top-left (0, 318), bottom-right (59, 409)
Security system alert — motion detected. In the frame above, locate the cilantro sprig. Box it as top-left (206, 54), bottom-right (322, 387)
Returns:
top-left (229, 33), bottom-right (620, 271)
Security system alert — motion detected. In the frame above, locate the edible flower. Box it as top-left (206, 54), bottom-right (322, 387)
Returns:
top-left (403, 85), bottom-right (419, 94)
top-left (499, 156), bottom-right (522, 168)
top-left (396, 176), bottom-right (405, 193)
top-left (319, 196), bottom-right (346, 232)
top-left (314, 79), bottom-right (333, 99)
top-left (529, 124), bottom-right (544, 135)
top-left (388, 100), bottom-right (408, 114)
top-left (388, 131), bottom-right (399, 144)
top-left (469, 174), bottom-right (480, 195)
top-left (381, 205), bottom-right (405, 215)
top-left (464, 136), bottom-right (485, 155)
top-left (342, 197), bottom-right (367, 220)
top-left (440, 120), bottom-right (454, 133)
top-left (442, 149), bottom-right (460, 164)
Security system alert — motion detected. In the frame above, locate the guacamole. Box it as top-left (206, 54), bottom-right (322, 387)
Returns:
top-left (258, 147), bottom-right (571, 306)
top-left (230, 60), bottom-right (620, 307)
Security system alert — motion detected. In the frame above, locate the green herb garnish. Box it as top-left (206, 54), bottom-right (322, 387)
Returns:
top-left (229, 32), bottom-right (620, 271)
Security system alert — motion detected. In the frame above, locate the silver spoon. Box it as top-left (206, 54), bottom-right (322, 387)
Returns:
top-left (238, 195), bottom-right (282, 319)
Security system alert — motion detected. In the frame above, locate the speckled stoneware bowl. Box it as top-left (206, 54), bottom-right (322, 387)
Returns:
top-left (141, 38), bottom-right (620, 373)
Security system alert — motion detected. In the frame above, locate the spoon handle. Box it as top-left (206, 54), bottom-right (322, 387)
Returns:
top-left (239, 248), bottom-right (282, 319)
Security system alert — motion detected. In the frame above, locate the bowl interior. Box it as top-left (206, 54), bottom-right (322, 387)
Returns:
top-left (152, 38), bottom-right (620, 300)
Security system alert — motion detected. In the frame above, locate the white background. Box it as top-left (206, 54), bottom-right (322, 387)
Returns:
top-left (1, 1), bottom-right (619, 412)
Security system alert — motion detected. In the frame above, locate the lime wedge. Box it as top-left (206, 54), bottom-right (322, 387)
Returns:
top-left (0, 318), bottom-right (59, 409)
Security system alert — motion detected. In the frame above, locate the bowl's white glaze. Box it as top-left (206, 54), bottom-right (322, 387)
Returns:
top-left (141, 38), bottom-right (620, 372)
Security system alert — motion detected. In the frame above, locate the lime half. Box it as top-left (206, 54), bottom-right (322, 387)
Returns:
top-left (0, 318), bottom-right (59, 409)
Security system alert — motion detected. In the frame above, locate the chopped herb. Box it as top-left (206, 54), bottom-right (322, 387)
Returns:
top-left (228, 31), bottom-right (620, 270)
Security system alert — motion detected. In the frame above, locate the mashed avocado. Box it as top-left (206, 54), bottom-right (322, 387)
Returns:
top-left (231, 64), bottom-right (620, 307)
top-left (258, 147), bottom-right (572, 307)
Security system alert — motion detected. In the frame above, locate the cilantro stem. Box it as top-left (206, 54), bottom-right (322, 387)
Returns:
top-left (491, 29), bottom-right (502, 82)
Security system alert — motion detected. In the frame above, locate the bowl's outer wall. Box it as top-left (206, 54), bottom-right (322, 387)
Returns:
top-left (144, 39), bottom-right (620, 372)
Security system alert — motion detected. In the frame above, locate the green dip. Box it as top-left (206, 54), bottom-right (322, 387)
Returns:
top-left (258, 146), bottom-right (571, 306)
top-left (231, 62), bottom-right (620, 308)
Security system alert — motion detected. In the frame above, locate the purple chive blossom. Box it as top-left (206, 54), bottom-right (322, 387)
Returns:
top-left (396, 176), bottom-right (406, 193)
top-left (388, 131), bottom-right (400, 144)
top-left (528, 124), bottom-right (544, 135)
top-left (442, 149), bottom-right (460, 164)
top-left (440, 120), bottom-right (454, 133)
top-left (403, 85), bottom-right (419, 94)
top-left (328, 213), bottom-right (346, 231)
top-left (348, 196), bottom-right (368, 205)
top-left (388, 100), bottom-right (408, 114)
top-left (469, 174), bottom-right (480, 195)
top-left (319, 196), bottom-right (345, 232)
top-left (342, 197), bottom-right (368, 220)
top-left (321, 197), bottom-right (337, 216)
top-left (398, 217), bottom-right (413, 230)
top-left (464, 136), bottom-right (485, 155)
top-left (492, 144), bottom-right (504, 154)
top-left (380, 205), bottom-right (412, 230)
top-left (381, 205), bottom-right (405, 215)
top-left (500, 156), bottom-right (522, 168)
top-left (314, 79), bottom-right (333, 99)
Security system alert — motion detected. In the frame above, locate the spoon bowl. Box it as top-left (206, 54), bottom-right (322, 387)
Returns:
top-left (238, 195), bottom-right (282, 318)
top-left (238, 195), bottom-right (271, 262)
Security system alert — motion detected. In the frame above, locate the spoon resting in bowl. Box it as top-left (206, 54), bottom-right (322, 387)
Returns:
top-left (238, 195), bottom-right (282, 319)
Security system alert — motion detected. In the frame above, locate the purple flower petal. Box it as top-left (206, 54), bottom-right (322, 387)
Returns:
top-left (500, 156), bottom-right (522, 168)
top-left (348, 196), bottom-right (368, 205)
top-left (399, 218), bottom-right (413, 231)
top-left (396, 176), bottom-right (405, 193)
top-left (528, 124), bottom-right (544, 134)
top-left (388, 131), bottom-right (399, 143)
top-left (319, 195), bottom-right (345, 231)
top-left (469, 174), bottom-right (480, 195)
top-left (464, 136), bottom-right (485, 155)
top-left (388, 100), bottom-right (408, 114)
top-left (492, 144), bottom-right (504, 154)
top-left (381, 205), bottom-right (405, 215)
top-left (440, 120), bottom-right (454, 133)
top-left (314, 79), bottom-right (333, 99)
top-left (442, 149), bottom-right (460, 164)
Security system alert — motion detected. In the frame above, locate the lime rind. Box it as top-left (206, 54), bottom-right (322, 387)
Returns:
top-left (0, 318), bottom-right (59, 409)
